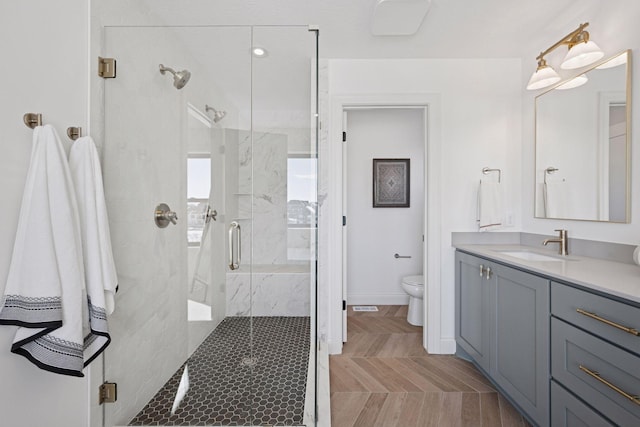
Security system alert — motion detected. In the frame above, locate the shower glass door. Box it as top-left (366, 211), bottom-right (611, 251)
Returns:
top-left (248, 26), bottom-right (319, 425)
top-left (100, 25), bottom-right (317, 427)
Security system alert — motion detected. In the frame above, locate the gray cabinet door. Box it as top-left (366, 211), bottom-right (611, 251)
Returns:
top-left (455, 251), bottom-right (493, 373)
top-left (493, 263), bottom-right (550, 426)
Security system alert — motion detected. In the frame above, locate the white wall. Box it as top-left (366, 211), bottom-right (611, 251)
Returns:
top-left (326, 58), bottom-right (522, 353)
top-left (0, 2), bottom-right (91, 427)
top-left (521, 0), bottom-right (640, 241)
top-left (346, 108), bottom-right (424, 304)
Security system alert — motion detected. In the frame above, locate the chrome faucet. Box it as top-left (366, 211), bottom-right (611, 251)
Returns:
top-left (543, 229), bottom-right (568, 255)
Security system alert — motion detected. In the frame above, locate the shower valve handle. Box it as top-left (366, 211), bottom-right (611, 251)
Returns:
top-left (155, 203), bottom-right (178, 228)
top-left (166, 212), bottom-right (178, 224)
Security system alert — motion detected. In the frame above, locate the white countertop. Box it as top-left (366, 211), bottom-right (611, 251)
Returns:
top-left (455, 244), bottom-right (640, 304)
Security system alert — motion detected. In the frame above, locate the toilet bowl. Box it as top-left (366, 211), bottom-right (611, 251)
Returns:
top-left (401, 275), bottom-right (424, 326)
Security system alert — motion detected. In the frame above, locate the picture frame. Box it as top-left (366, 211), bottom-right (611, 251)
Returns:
top-left (372, 158), bottom-right (410, 208)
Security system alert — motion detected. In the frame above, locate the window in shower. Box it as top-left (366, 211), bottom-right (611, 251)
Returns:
top-left (287, 155), bottom-right (317, 228)
top-left (187, 154), bottom-right (211, 246)
top-left (287, 155), bottom-right (316, 263)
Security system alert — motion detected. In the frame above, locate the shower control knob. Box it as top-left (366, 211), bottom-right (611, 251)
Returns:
top-left (155, 203), bottom-right (178, 228)
top-left (166, 212), bottom-right (178, 224)
top-left (204, 207), bottom-right (218, 223)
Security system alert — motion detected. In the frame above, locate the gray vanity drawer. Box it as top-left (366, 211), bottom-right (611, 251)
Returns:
top-left (551, 282), bottom-right (640, 355)
top-left (551, 318), bottom-right (640, 426)
top-left (551, 381), bottom-right (614, 427)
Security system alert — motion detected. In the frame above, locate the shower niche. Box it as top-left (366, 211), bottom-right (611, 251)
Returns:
top-left (98, 26), bottom-right (318, 427)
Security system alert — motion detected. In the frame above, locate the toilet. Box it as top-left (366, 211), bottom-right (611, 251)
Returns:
top-left (401, 275), bottom-right (424, 326)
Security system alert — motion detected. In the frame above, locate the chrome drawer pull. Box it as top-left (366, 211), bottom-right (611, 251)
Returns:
top-left (579, 365), bottom-right (640, 406)
top-left (576, 308), bottom-right (640, 336)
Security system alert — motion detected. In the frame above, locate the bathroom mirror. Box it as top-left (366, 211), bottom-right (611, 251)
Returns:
top-left (534, 50), bottom-right (631, 222)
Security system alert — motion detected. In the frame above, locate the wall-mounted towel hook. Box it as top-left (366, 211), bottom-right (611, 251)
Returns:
top-left (23, 113), bottom-right (43, 129)
top-left (67, 127), bottom-right (82, 141)
top-left (482, 167), bottom-right (501, 183)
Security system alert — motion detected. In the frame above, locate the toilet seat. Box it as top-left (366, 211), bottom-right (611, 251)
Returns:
top-left (402, 275), bottom-right (423, 286)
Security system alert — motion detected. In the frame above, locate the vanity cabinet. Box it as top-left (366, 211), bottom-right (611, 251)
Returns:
top-left (456, 248), bottom-right (640, 427)
top-left (550, 381), bottom-right (615, 427)
top-left (455, 251), bottom-right (549, 426)
top-left (455, 252), bottom-right (493, 372)
top-left (551, 282), bottom-right (640, 426)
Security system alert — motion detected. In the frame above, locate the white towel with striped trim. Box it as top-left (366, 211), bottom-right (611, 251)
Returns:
top-left (69, 136), bottom-right (117, 366)
top-left (0, 125), bottom-right (87, 376)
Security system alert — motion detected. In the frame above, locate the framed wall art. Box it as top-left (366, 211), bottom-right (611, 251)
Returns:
top-left (372, 158), bottom-right (410, 208)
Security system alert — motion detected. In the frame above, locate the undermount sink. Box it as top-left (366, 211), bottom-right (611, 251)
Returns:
top-left (496, 250), bottom-right (566, 262)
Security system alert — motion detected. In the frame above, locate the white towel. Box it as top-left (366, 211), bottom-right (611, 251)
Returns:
top-left (190, 202), bottom-right (213, 304)
top-left (0, 125), bottom-right (87, 376)
top-left (69, 136), bottom-right (117, 366)
top-left (477, 180), bottom-right (503, 231)
top-left (543, 181), bottom-right (567, 218)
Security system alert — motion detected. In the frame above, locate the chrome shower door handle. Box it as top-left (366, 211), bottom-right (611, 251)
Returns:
top-left (228, 221), bottom-right (241, 270)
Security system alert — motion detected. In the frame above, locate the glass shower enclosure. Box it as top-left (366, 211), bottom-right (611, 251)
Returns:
top-left (100, 25), bottom-right (318, 426)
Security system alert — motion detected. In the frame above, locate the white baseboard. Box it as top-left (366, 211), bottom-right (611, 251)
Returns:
top-left (347, 293), bottom-right (409, 305)
top-left (435, 338), bottom-right (457, 355)
top-left (327, 340), bottom-right (343, 355)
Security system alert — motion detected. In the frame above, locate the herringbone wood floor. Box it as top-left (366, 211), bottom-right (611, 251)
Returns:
top-left (330, 306), bottom-right (533, 427)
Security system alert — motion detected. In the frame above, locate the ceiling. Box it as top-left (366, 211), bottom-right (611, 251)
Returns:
top-left (124, 0), bottom-right (606, 128)
top-left (136, 0), bottom-right (603, 59)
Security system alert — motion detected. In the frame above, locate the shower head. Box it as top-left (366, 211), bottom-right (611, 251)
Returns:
top-left (205, 105), bottom-right (227, 123)
top-left (159, 64), bottom-right (191, 89)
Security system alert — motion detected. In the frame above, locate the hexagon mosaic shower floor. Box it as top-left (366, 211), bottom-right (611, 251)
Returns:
top-left (130, 317), bottom-right (310, 426)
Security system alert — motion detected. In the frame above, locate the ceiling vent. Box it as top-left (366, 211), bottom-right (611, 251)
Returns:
top-left (371, 0), bottom-right (432, 36)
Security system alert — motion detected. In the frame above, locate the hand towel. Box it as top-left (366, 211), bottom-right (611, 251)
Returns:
top-left (477, 180), bottom-right (503, 231)
top-left (69, 136), bottom-right (117, 366)
top-left (190, 203), bottom-right (213, 304)
top-left (0, 125), bottom-right (86, 376)
top-left (543, 181), bottom-right (567, 218)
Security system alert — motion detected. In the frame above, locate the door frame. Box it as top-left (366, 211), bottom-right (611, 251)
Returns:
top-left (342, 106), bottom-right (426, 342)
top-left (328, 93), bottom-right (443, 354)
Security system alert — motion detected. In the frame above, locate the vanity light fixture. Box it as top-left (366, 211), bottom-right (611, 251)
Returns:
top-left (526, 22), bottom-right (603, 90)
top-left (596, 50), bottom-right (628, 69)
top-left (555, 74), bottom-right (588, 90)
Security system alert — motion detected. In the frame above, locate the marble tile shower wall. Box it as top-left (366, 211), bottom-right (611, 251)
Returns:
top-left (224, 128), bottom-right (315, 317)
top-left (226, 270), bottom-right (311, 316)
top-left (317, 60), bottom-right (330, 341)
top-left (102, 26), bottom-right (190, 426)
top-left (226, 129), bottom-right (287, 265)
